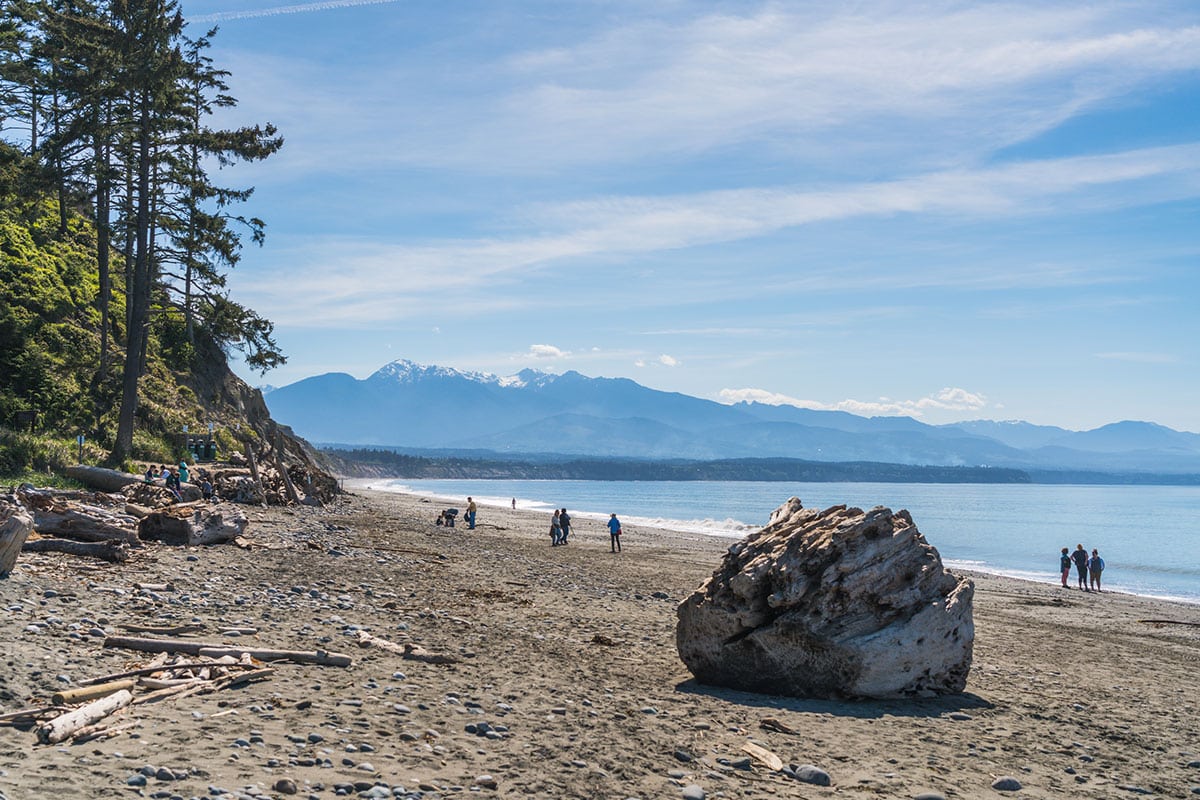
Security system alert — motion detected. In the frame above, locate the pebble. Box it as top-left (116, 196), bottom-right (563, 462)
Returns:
top-left (1189, 760), bottom-right (1200, 769)
top-left (946, 712), bottom-right (971, 721)
top-left (790, 764), bottom-right (831, 786)
top-left (681, 785), bottom-right (705, 800)
top-left (126, 774), bottom-right (148, 787)
top-left (1116, 786), bottom-right (1154, 795)
top-left (914, 793), bottom-right (947, 800)
top-left (991, 776), bottom-right (1022, 791)
top-left (475, 775), bottom-right (498, 789)
top-left (674, 749), bottom-right (695, 763)
top-left (273, 778), bottom-right (298, 795)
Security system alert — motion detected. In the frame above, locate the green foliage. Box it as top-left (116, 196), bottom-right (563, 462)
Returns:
top-left (0, 428), bottom-right (77, 476)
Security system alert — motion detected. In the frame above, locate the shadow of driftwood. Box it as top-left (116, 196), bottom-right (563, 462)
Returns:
top-left (674, 678), bottom-right (994, 720)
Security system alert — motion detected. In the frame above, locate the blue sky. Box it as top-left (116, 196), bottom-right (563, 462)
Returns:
top-left (184, 1), bottom-right (1200, 432)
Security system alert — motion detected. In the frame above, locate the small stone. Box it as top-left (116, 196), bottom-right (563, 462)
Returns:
top-left (1115, 786), bottom-right (1154, 796)
top-left (791, 764), bottom-right (831, 786)
top-left (674, 749), bottom-right (694, 763)
top-left (273, 778), bottom-right (298, 795)
top-left (914, 793), bottom-right (947, 800)
top-left (475, 775), bottom-right (498, 789)
top-left (991, 776), bottom-right (1022, 791)
top-left (681, 785), bottom-right (705, 800)
top-left (946, 712), bottom-right (971, 721)
top-left (126, 774), bottom-right (147, 787)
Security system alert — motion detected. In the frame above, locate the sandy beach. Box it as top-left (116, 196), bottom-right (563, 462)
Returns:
top-left (2, 485), bottom-right (1199, 799)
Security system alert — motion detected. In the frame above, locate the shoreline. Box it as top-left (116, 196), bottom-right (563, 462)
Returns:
top-left (352, 479), bottom-right (1200, 607)
top-left (3, 485), bottom-right (1199, 799)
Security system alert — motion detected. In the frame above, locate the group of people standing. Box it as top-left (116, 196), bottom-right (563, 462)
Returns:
top-left (1061, 544), bottom-right (1105, 592)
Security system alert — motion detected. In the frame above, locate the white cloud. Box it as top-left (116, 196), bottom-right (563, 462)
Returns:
top-left (233, 143), bottom-right (1200, 327)
top-left (633, 359), bottom-right (646, 368)
top-left (718, 386), bottom-right (988, 418)
top-left (527, 344), bottom-right (569, 359)
top-left (658, 354), bottom-right (680, 367)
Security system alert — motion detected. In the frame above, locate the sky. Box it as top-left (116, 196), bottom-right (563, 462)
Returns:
top-left (181, 0), bottom-right (1200, 432)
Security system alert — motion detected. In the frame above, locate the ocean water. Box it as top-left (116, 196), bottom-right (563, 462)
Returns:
top-left (362, 478), bottom-right (1200, 605)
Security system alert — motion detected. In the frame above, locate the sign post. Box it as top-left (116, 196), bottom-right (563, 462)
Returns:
top-left (76, 434), bottom-right (85, 463)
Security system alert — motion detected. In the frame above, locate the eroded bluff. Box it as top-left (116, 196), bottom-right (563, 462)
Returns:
top-left (676, 497), bottom-right (974, 699)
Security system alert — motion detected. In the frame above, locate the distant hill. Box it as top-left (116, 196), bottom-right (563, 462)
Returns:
top-left (263, 359), bottom-right (1200, 476)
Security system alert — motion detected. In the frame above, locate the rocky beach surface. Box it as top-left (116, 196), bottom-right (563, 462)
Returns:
top-left (2, 485), bottom-right (1199, 799)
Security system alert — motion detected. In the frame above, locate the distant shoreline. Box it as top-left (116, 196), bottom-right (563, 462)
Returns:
top-left (324, 448), bottom-right (1200, 486)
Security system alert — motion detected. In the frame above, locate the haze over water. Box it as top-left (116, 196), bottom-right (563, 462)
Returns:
top-left (366, 479), bottom-right (1200, 605)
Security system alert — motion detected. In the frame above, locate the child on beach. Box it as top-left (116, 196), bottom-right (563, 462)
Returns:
top-left (1060, 547), bottom-right (1071, 588)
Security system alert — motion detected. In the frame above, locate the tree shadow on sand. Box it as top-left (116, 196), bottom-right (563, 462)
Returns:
top-left (674, 678), bottom-right (994, 720)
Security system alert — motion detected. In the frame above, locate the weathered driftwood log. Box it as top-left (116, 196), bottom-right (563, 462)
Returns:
top-left (138, 503), bottom-right (248, 546)
top-left (1, 498), bottom-right (35, 577)
top-left (22, 537), bottom-right (130, 563)
top-left (102, 635), bottom-right (351, 667)
top-left (27, 505), bottom-right (140, 547)
top-left (243, 444), bottom-right (267, 506)
top-left (64, 465), bottom-right (142, 493)
top-left (36, 688), bottom-right (133, 744)
top-left (51, 679), bottom-right (137, 707)
top-left (197, 646), bottom-right (351, 667)
top-left (0, 705), bottom-right (69, 724)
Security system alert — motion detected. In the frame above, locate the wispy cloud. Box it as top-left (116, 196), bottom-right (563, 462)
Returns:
top-left (190, 0), bottom-right (401, 24)
top-left (718, 387), bottom-right (989, 419)
top-left (233, 143), bottom-right (1200, 326)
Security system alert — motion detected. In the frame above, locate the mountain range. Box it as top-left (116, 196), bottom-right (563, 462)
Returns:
top-left (262, 360), bottom-right (1200, 475)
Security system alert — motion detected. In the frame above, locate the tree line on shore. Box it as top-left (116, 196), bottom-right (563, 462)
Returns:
top-left (324, 448), bottom-right (1035, 483)
top-left (1, 0), bottom-right (283, 469)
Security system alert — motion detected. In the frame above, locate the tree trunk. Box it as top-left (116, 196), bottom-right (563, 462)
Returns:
top-left (64, 464), bottom-right (142, 492)
top-left (112, 92), bottom-right (155, 464)
top-left (273, 430), bottom-right (301, 505)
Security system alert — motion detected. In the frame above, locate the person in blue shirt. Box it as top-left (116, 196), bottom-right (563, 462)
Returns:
top-left (1088, 549), bottom-right (1105, 592)
top-left (607, 513), bottom-right (622, 553)
top-left (1059, 547), bottom-right (1071, 588)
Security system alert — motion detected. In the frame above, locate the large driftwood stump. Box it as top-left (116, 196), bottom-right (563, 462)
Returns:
top-left (1, 498), bottom-right (35, 577)
top-left (138, 503), bottom-right (248, 546)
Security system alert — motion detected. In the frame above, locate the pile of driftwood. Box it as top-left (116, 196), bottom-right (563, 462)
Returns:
top-left (0, 635), bottom-right (353, 745)
top-left (0, 485), bottom-right (250, 572)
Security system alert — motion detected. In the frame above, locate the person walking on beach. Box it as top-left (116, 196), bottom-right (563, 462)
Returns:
top-left (550, 510), bottom-right (562, 546)
top-left (465, 497), bottom-right (477, 530)
top-left (1060, 547), bottom-right (1072, 588)
top-left (559, 509), bottom-right (571, 545)
top-left (1071, 544), bottom-right (1090, 591)
top-left (512, 498), bottom-right (516, 510)
top-left (1089, 548), bottom-right (1105, 592)
top-left (607, 513), bottom-right (622, 553)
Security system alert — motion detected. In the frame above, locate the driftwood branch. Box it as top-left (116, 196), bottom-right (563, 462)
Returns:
top-left (102, 635), bottom-right (351, 667)
top-left (0, 705), bottom-right (69, 725)
top-left (51, 680), bottom-right (136, 706)
top-left (37, 689), bottom-right (133, 744)
top-left (22, 538), bottom-right (130, 563)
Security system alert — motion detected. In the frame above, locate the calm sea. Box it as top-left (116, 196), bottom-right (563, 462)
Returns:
top-left (362, 479), bottom-right (1200, 605)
